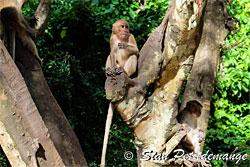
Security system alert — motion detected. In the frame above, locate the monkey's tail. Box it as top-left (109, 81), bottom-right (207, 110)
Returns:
top-left (101, 103), bottom-right (114, 167)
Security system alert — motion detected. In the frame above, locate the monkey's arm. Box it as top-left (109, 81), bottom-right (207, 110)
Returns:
top-left (109, 35), bottom-right (119, 68)
top-left (20, 15), bottom-right (36, 38)
top-left (23, 15), bottom-right (37, 28)
top-left (23, 15), bottom-right (34, 22)
top-left (122, 34), bottom-right (139, 56)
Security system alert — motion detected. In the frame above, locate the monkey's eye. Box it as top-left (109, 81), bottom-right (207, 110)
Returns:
top-left (121, 25), bottom-right (125, 28)
top-left (125, 26), bottom-right (129, 28)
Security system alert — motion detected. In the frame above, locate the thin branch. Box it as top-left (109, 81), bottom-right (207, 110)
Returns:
top-left (222, 0), bottom-right (242, 48)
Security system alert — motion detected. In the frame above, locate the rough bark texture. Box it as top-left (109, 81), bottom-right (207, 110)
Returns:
top-left (0, 0), bottom-right (88, 166)
top-left (34, 0), bottom-right (53, 40)
top-left (15, 39), bottom-right (88, 167)
top-left (105, 0), bottom-right (229, 166)
top-left (0, 40), bottom-right (65, 167)
top-left (180, 0), bottom-right (228, 152)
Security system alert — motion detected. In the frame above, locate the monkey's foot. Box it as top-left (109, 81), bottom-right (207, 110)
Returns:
top-left (106, 67), bottom-right (125, 77)
top-left (114, 67), bottom-right (124, 75)
top-left (106, 67), bottom-right (113, 77)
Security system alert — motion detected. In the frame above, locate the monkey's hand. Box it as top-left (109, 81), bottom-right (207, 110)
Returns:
top-left (118, 42), bottom-right (127, 49)
top-left (30, 14), bottom-right (38, 27)
top-left (23, 15), bottom-right (38, 27)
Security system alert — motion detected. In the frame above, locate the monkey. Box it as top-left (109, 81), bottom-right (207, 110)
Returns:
top-left (0, 0), bottom-right (41, 63)
top-left (101, 19), bottom-right (139, 167)
top-left (178, 101), bottom-right (202, 129)
top-left (177, 101), bottom-right (204, 153)
top-left (106, 19), bottom-right (139, 77)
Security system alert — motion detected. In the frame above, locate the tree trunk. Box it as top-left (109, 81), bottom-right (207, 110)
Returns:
top-left (105, 0), bottom-right (229, 166)
top-left (0, 40), bottom-right (65, 167)
top-left (15, 39), bottom-right (88, 167)
top-left (180, 0), bottom-right (229, 152)
top-left (0, 0), bottom-right (88, 166)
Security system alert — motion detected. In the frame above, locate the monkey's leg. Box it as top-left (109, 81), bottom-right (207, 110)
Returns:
top-left (6, 30), bottom-right (16, 61)
top-left (105, 55), bottom-right (113, 77)
top-left (124, 55), bottom-right (137, 77)
top-left (105, 55), bottom-right (112, 71)
top-left (101, 103), bottom-right (114, 167)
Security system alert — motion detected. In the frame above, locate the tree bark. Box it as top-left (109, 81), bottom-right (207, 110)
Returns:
top-left (0, 0), bottom-right (88, 166)
top-left (0, 40), bottom-right (65, 167)
top-left (105, 0), bottom-right (229, 166)
top-left (180, 0), bottom-right (228, 152)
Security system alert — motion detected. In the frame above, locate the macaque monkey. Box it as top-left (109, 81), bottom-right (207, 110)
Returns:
top-left (101, 19), bottom-right (139, 167)
top-left (178, 101), bottom-right (204, 153)
top-left (0, 0), bottom-right (41, 63)
top-left (106, 19), bottom-right (139, 77)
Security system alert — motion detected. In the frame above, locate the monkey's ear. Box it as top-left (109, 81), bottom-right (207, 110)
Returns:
top-left (112, 24), bottom-right (118, 34)
top-left (110, 35), bottom-right (113, 50)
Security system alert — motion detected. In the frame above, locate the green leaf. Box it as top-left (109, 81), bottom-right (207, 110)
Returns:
top-left (60, 30), bottom-right (67, 39)
top-left (111, 0), bottom-right (119, 5)
top-left (129, 9), bottom-right (135, 18)
top-left (222, 91), bottom-right (227, 97)
top-left (214, 110), bottom-right (227, 119)
top-left (242, 78), bottom-right (249, 85)
top-left (242, 84), bottom-right (249, 92)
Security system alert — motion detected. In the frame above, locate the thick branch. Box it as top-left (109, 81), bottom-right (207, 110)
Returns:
top-left (15, 34), bottom-right (88, 167)
top-left (104, 0), bottom-right (230, 166)
top-left (180, 0), bottom-right (229, 151)
top-left (105, 0), bottom-right (207, 166)
top-left (0, 40), bottom-right (65, 167)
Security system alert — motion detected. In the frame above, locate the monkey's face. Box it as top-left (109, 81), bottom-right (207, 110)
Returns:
top-left (116, 23), bottom-right (129, 41)
top-left (112, 20), bottom-right (130, 42)
top-left (118, 23), bottom-right (129, 35)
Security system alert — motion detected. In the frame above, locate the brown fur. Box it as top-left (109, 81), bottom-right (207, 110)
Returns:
top-left (1, 6), bottom-right (40, 63)
top-left (178, 101), bottom-right (204, 153)
top-left (106, 19), bottom-right (138, 76)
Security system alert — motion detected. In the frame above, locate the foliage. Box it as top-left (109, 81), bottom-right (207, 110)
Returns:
top-left (86, 0), bottom-right (170, 49)
top-left (204, 0), bottom-right (250, 166)
top-left (0, 148), bottom-right (8, 167)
